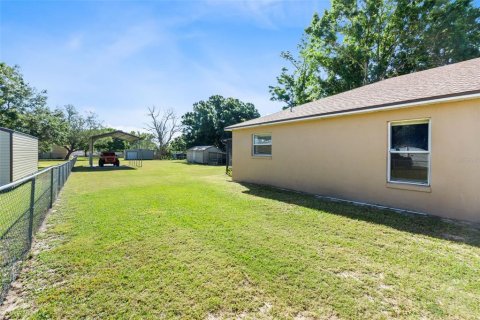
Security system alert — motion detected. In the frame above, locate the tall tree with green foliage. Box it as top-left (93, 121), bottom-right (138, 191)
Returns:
top-left (270, 0), bottom-right (480, 108)
top-left (0, 63), bottom-right (69, 151)
top-left (182, 95), bottom-right (260, 148)
top-left (168, 135), bottom-right (187, 152)
top-left (130, 131), bottom-right (157, 150)
top-left (62, 104), bottom-right (103, 159)
top-left (93, 132), bottom-right (128, 152)
top-left (22, 106), bottom-right (68, 152)
top-left (0, 63), bottom-right (35, 128)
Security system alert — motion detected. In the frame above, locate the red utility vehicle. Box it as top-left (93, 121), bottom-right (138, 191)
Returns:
top-left (99, 152), bottom-right (120, 167)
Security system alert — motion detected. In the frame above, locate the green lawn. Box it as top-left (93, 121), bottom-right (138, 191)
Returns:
top-left (38, 159), bottom-right (67, 169)
top-left (5, 160), bottom-right (480, 319)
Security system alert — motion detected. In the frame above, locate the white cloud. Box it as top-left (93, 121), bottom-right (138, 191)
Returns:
top-left (203, 0), bottom-right (284, 28)
top-left (100, 21), bottom-right (162, 63)
top-left (190, 49), bottom-right (283, 115)
top-left (66, 34), bottom-right (83, 50)
top-left (2, 0), bottom-right (320, 129)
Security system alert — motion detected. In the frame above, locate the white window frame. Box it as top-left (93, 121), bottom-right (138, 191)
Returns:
top-left (387, 118), bottom-right (431, 186)
top-left (252, 133), bottom-right (272, 157)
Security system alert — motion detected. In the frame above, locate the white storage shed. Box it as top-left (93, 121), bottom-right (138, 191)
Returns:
top-left (186, 146), bottom-right (225, 165)
top-left (0, 128), bottom-right (39, 186)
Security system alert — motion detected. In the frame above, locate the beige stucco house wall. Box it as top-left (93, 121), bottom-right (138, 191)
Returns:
top-left (231, 99), bottom-right (480, 222)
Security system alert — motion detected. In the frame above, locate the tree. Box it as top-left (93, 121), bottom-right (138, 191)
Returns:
top-left (269, 51), bottom-right (319, 109)
top-left (146, 106), bottom-right (181, 157)
top-left (0, 63), bottom-right (35, 128)
top-left (22, 106), bottom-right (68, 152)
top-left (182, 95), bottom-right (260, 148)
top-left (270, 0), bottom-right (480, 108)
top-left (62, 105), bottom-right (103, 159)
top-left (168, 135), bottom-right (187, 152)
top-left (130, 131), bottom-right (157, 150)
top-left (93, 134), bottom-right (128, 152)
top-left (0, 63), bottom-right (69, 151)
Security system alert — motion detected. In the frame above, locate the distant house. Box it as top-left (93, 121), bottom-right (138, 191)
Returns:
top-left (0, 128), bottom-right (38, 186)
top-left (226, 58), bottom-right (480, 222)
top-left (186, 146), bottom-right (225, 165)
top-left (39, 145), bottom-right (68, 160)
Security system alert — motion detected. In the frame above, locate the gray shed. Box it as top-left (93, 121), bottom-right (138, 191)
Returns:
top-left (186, 146), bottom-right (225, 165)
top-left (0, 127), bottom-right (38, 186)
top-left (124, 149), bottom-right (155, 160)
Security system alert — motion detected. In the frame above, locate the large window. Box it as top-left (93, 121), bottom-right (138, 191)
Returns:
top-left (388, 119), bottom-right (430, 185)
top-left (252, 134), bottom-right (272, 156)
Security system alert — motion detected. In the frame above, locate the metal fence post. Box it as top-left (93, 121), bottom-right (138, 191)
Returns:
top-left (28, 177), bottom-right (36, 247)
top-left (49, 168), bottom-right (54, 208)
top-left (0, 158), bottom-right (77, 302)
top-left (58, 166), bottom-right (61, 190)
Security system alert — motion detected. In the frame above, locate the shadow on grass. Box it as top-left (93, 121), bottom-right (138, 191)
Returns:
top-left (72, 166), bottom-right (136, 172)
top-left (239, 182), bottom-right (480, 247)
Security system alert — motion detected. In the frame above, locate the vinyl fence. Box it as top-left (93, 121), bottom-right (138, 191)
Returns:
top-left (0, 157), bottom-right (77, 301)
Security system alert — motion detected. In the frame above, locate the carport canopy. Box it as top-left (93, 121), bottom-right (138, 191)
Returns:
top-left (89, 130), bottom-right (142, 167)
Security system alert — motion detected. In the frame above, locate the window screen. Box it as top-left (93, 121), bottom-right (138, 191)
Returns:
top-left (389, 120), bottom-right (430, 185)
top-left (253, 134), bottom-right (272, 156)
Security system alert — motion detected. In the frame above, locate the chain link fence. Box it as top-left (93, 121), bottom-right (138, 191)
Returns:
top-left (0, 157), bottom-right (77, 301)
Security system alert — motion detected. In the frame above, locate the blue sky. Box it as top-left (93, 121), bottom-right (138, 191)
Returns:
top-left (0, 0), bottom-right (329, 131)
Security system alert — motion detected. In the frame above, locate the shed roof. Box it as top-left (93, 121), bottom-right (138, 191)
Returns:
top-left (187, 146), bottom-right (219, 151)
top-left (0, 127), bottom-right (38, 140)
top-left (226, 58), bottom-right (480, 130)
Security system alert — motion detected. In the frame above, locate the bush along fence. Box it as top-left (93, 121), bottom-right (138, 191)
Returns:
top-left (0, 157), bottom-right (77, 302)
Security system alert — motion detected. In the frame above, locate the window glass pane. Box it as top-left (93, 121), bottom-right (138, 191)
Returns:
top-left (390, 153), bottom-right (429, 184)
top-left (254, 135), bottom-right (271, 145)
top-left (254, 145), bottom-right (272, 155)
top-left (391, 123), bottom-right (428, 151)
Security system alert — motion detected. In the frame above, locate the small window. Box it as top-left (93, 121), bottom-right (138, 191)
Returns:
top-left (388, 119), bottom-right (430, 185)
top-left (252, 134), bottom-right (272, 156)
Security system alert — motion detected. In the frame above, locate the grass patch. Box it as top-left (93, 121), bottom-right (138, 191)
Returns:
top-left (38, 160), bottom-right (67, 169)
top-left (5, 160), bottom-right (480, 319)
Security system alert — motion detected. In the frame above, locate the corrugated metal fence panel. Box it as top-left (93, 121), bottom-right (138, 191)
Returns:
top-left (12, 133), bottom-right (38, 181)
top-left (141, 150), bottom-right (154, 160)
top-left (125, 151), bottom-right (138, 160)
top-left (0, 131), bottom-right (11, 185)
top-left (125, 149), bottom-right (154, 160)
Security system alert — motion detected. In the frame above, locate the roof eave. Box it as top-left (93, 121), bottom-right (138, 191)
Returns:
top-left (225, 90), bottom-right (480, 131)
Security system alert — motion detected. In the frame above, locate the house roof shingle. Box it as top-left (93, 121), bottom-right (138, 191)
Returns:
top-left (226, 58), bottom-right (480, 130)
